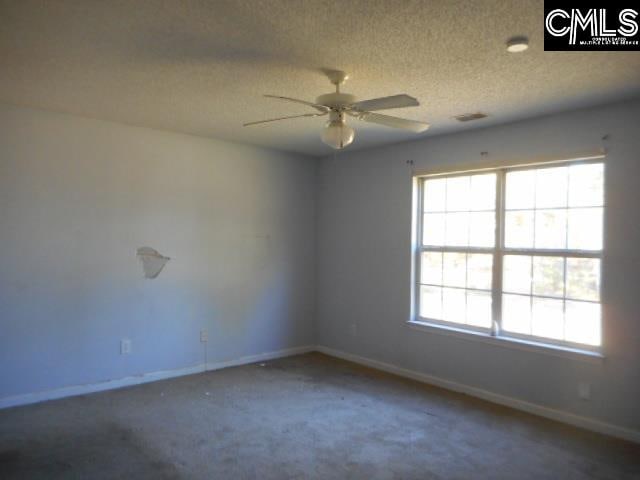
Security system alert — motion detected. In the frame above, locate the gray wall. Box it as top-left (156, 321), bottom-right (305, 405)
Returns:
top-left (317, 99), bottom-right (640, 430)
top-left (2, 98), bottom-right (639, 432)
top-left (0, 104), bottom-right (316, 399)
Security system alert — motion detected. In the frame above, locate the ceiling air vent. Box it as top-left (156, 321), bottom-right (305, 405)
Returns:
top-left (454, 113), bottom-right (488, 122)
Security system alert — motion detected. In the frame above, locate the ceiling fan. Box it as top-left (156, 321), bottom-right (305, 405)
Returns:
top-left (243, 70), bottom-right (429, 149)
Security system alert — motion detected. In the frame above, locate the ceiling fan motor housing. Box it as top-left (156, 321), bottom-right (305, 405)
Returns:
top-left (315, 93), bottom-right (357, 110)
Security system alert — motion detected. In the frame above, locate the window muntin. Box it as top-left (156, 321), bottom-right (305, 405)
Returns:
top-left (504, 164), bottom-right (604, 251)
top-left (418, 173), bottom-right (497, 331)
top-left (415, 160), bottom-right (604, 349)
top-left (422, 173), bottom-right (497, 248)
top-left (501, 255), bottom-right (601, 345)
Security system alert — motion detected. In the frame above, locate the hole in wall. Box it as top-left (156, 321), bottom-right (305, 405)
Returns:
top-left (136, 247), bottom-right (170, 279)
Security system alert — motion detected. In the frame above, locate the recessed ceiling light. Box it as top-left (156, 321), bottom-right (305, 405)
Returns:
top-left (506, 36), bottom-right (529, 53)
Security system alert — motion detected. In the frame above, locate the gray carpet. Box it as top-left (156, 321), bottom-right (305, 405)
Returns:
top-left (0, 353), bottom-right (638, 479)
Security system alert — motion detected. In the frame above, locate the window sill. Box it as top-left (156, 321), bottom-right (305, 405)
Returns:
top-left (406, 320), bottom-right (605, 364)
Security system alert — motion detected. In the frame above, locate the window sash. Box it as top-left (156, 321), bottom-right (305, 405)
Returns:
top-left (414, 158), bottom-right (604, 351)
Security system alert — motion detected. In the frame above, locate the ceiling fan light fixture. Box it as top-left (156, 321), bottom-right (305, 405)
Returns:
top-left (321, 113), bottom-right (355, 149)
top-left (506, 36), bottom-right (529, 53)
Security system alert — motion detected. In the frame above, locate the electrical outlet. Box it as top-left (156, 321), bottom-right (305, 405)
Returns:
top-left (121, 338), bottom-right (132, 355)
top-left (200, 330), bottom-right (208, 343)
top-left (578, 382), bottom-right (591, 400)
top-left (350, 323), bottom-right (357, 336)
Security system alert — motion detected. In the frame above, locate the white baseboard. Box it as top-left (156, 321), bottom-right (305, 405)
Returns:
top-left (3, 343), bottom-right (637, 444)
top-left (0, 345), bottom-right (315, 410)
top-left (315, 345), bottom-right (640, 444)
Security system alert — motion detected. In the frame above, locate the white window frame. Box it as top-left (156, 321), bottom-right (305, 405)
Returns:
top-left (412, 157), bottom-right (605, 353)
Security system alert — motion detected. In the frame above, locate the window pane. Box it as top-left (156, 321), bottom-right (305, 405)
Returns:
top-left (566, 258), bottom-right (600, 301)
top-left (503, 255), bottom-right (532, 294)
top-left (470, 174), bottom-right (496, 211)
top-left (502, 294), bottom-right (531, 334)
top-left (535, 167), bottom-right (568, 208)
top-left (506, 170), bottom-right (535, 209)
top-left (446, 176), bottom-right (470, 211)
top-left (443, 253), bottom-right (466, 288)
top-left (569, 163), bottom-right (603, 207)
top-left (467, 254), bottom-right (493, 290)
top-left (418, 164), bottom-right (603, 350)
top-left (420, 286), bottom-right (442, 319)
top-left (567, 208), bottom-right (603, 250)
top-left (445, 212), bottom-right (469, 246)
top-left (424, 178), bottom-right (446, 212)
top-left (534, 209), bottom-right (567, 249)
top-left (505, 210), bottom-right (534, 248)
top-left (423, 213), bottom-right (445, 246)
top-left (532, 256), bottom-right (564, 297)
top-left (531, 297), bottom-right (564, 340)
top-left (420, 252), bottom-right (443, 285)
top-left (565, 300), bottom-right (600, 346)
top-left (467, 291), bottom-right (492, 328)
top-left (469, 212), bottom-right (495, 247)
top-left (443, 288), bottom-right (466, 324)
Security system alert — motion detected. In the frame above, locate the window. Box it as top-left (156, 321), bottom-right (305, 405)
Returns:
top-left (414, 159), bottom-right (604, 350)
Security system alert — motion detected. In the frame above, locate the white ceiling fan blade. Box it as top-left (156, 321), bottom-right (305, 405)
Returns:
top-left (264, 95), bottom-right (330, 113)
top-left (350, 94), bottom-right (419, 112)
top-left (353, 112), bottom-right (429, 133)
top-left (243, 112), bottom-right (326, 127)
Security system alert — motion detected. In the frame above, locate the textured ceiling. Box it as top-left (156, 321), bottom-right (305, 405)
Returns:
top-left (1, 0), bottom-right (639, 157)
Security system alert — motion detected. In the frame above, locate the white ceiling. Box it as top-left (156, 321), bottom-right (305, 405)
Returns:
top-left (1, 0), bottom-right (639, 157)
